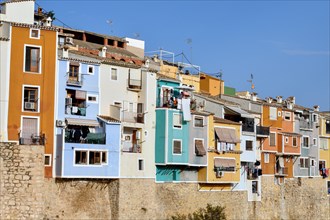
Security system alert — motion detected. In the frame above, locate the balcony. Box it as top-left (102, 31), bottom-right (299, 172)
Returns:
top-left (109, 104), bottom-right (144, 124)
top-left (247, 168), bottom-right (261, 180)
top-left (275, 167), bottom-right (288, 176)
top-left (66, 72), bottom-right (83, 87)
top-left (299, 120), bottom-right (313, 130)
top-left (256, 126), bottom-right (270, 136)
top-left (19, 133), bottom-right (46, 145)
top-left (122, 143), bottom-right (142, 153)
top-left (65, 105), bottom-right (86, 116)
top-left (65, 130), bottom-right (105, 145)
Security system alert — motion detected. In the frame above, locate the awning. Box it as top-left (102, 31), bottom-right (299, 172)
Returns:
top-left (214, 158), bottom-right (236, 168)
top-left (214, 127), bottom-right (240, 143)
top-left (195, 140), bottom-right (206, 156)
top-left (65, 118), bottom-right (99, 127)
top-left (225, 106), bottom-right (253, 118)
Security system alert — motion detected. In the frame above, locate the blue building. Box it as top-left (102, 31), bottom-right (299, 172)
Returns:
top-left (54, 49), bottom-right (121, 178)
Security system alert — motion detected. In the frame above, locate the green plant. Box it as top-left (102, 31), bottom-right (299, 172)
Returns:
top-left (170, 203), bottom-right (227, 220)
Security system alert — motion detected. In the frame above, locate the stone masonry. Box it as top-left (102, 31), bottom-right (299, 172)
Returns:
top-left (1, 142), bottom-right (329, 219)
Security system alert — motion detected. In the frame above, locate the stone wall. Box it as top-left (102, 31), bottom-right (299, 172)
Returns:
top-left (1, 142), bottom-right (329, 219)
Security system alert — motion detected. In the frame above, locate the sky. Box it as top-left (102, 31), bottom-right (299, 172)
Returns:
top-left (37, 0), bottom-right (330, 111)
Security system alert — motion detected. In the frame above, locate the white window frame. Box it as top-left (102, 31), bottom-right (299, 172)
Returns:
top-left (269, 132), bottom-right (276, 146)
top-left (173, 113), bottom-right (182, 129)
top-left (23, 44), bottom-right (42, 74)
top-left (172, 139), bottom-right (182, 155)
top-left (87, 65), bottom-right (94, 75)
top-left (285, 136), bottom-right (289, 144)
top-left (20, 115), bottom-right (40, 139)
top-left (313, 138), bottom-right (317, 146)
top-left (44, 154), bottom-right (52, 167)
top-left (245, 140), bottom-right (253, 151)
top-left (73, 149), bottom-right (108, 166)
top-left (194, 138), bottom-right (205, 156)
top-left (30, 28), bottom-right (40, 39)
top-left (87, 94), bottom-right (99, 104)
top-left (193, 115), bottom-right (204, 128)
top-left (320, 138), bottom-right (328, 150)
top-left (22, 84), bottom-right (40, 113)
top-left (264, 153), bottom-right (269, 163)
top-left (284, 112), bottom-right (291, 121)
top-left (110, 68), bottom-right (117, 80)
top-left (269, 107), bottom-right (277, 120)
top-left (138, 158), bottom-right (144, 171)
top-left (299, 157), bottom-right (309, 169)
top-left (312, 113), bottom-right (318, 123)
top-left (302, 136), bottom-right (310, 148)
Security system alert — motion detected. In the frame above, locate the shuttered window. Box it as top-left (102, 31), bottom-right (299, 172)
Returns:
top-left (269, 107), bottom-right (277, 120)
top-left (21, 117), bottom-right (38, 139)
top-left (195, 139), bottom-right (206, 156)
top-left (173, 113), bottom-right (182, 129)
top-left (269, 133), bottom-right (276, 146)
top-left (173, 140), bottom-right (182, 154)
top-left (111, 68), bottom-right (117, 80)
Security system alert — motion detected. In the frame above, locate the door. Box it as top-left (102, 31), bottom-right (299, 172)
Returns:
top-left (21, 117), bottom-right (38, 144)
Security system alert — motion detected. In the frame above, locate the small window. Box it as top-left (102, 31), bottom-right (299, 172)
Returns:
top-left (138, 159), bottom-right (144, 171)
top-left (173, 140), bottom-right (182, 154)
top-left (101, 151), bottom-right (107, 164)
top-left (246, 140), bottom-right (253, 151)
top-left (194, 116), bottom-right (204, 127)
top-left (44, 154), bottom-right (51, 166)
top-left (293, 137), bottom-right (297, 147)
top-left (111, 68), bottom-right (117, 80)
top-left (252, 181), bottom-right (258, 194)
top-left (284, 112), bottom-right (291, 121)
top-left (173, 113), bottom-right (182, 129)
top-left (23, 86), bottom-right (38, 112)
top-left (264, 153), bottom-right (269, 163)
top-left (303, 136), bottom-right (309, 148)
top-left (269, 133), bottom-right (276, 146)
top-left (278, 111), bottom-right (282, 117)
top-left (312, 114), bottom-right (318, 123)
top-left (313, 138), bottom-right (317, 146)
top-left (269, 107), bottom-right (277, 120)
top-left (285, 137), bottom-right (289, 144)
top-left (310, 159), bottom-right (315, 167)
top-left (88, 65), bottom-right (94, 75)
top-left (75, 151), bottom-right (87, 165)
top-left (25, 46), bottom-right (41, 73)
top-left (30, 29), bottom-right (40, 39)
top-left (89, 151), bottom-right (101, 165)
top-left (87, 95), bottom-right (98, 103)
top-left (300, 158), bottom-right (309, 168)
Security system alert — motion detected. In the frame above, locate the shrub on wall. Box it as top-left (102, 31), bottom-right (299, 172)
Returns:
top-left (170, 203), bottom-right (227, 220)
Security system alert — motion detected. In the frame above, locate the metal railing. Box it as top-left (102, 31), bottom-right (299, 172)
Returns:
top-left (65, 131), bottom-right (106, 145)
top-left (256, 126), bottom-right (270, 136)
top-left (128, 79), bottom-right (142, 90)
top-left (19, 133), bottom-right (45, 145)
top-left (275, 167), bottom-right (288, 176)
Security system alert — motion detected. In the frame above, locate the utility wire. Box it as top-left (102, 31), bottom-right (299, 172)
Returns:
top-left (35, 2), bottom-right (72, 29)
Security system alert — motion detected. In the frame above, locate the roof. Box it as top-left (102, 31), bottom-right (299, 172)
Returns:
top-left (97, 115), bottom-right (121, 123)
top-left (11, 22), bottom-right (58, 31)
top-left (224, 106), bottom-right (253, 118)
top-left (191, 110), bottom-right (213, 116)
top-left (58, 50), bottom-right (101, 65)
top-left (280, 132), bottom-right (302, 137)
top-left (65, 118), bottom-right (99, 127)
top-left (157, 73), bottom-right (181, 83)
top-left (1, 0), bottom-right (34, 4)
top-left (213, 117), bottom-right (241, 125)
top-left (194, 92), bottom-right (239, 106)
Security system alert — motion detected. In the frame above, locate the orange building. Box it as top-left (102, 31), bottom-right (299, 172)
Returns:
top-left (199, 73), bottom-right (224, 96)
top-left (7, 23), bottom-right (57, 178)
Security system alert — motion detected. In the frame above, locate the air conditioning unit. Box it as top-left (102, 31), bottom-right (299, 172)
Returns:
top-left (136, 130), bottom-right (141, 140)
top-left (65, 98), bottom-right (72, 105)
top-left (65, 37), bottom-right (74, 45)
top-left (24, 102), bottom-right (35, 110)
top-left (216, 170), bottom-right (224, 178)
top-left (56, 120), bottom-right (66, 127)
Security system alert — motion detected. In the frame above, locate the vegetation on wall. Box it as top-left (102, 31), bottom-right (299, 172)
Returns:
top-left (170, 204), bottom-right (227, 220)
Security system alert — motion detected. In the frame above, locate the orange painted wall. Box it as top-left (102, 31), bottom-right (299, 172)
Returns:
top-left (262, 105), bottom-right (282, 128)
top-left (7, 26), bottom-right (57, 178)
top-left (283, 135), bottom-right (301, 154)
top-left (262, 127), bottom-right (278, 152)
top-left (199, 74), bottom-right (224, 96)
top-left (261, 152), bottom-right (275, 174)
top-left (282, 110), bottom-right (294, 132)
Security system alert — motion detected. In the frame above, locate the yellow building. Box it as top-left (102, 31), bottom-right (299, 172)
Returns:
top-left (199, 73), bottom-right (224, 96)
top-left (319, 113), bottom-right (330, 182)
top-left (7, 24), bottom-right (57, 178)
top-left (198, 116), bottom-right (242, 190)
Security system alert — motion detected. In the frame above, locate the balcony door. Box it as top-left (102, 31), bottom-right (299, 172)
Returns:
top-left (21, 117), bottom-right (38, 144)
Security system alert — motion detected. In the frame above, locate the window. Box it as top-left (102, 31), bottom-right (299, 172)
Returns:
top-left (173, 113), bottom-right (182, 129)
top-left (299, 158), bottom-right (309, 168)
top-left (326, 121), bottom-right (330, 134)
top-left (44, 154), bottom-right (51, 166)
top-left (313, 138), bottom-right (317, 146)
top-left (138, 159), bottom-right (144, 171)
top-left (285, 137), bottom-right (289, 144)
top-left (87, 65), bottom-right (94, 75)
top-left (25, 46), bottom-right (41, 73)
top-left (303, 136), bottom-right (309, 148)
top-left (30, 29), bottom-right (40, 39)
top-left (269, 107), bottom-right (277, 120)
top-left (264, 153), bottom-right (269, 163)
top-left (320, 139), bottom-right (328, 150)
top-left (293, 137), bottom-right (297, 147)
top-left (246, 140), bottom-right (253, 151)
top-left (195, 139), bottom-right (206, 156)
top-left (310, 159), bottom-right (315, 167)
top-left (75, 151), bottom-right (87, 165)
top-left (23, 86), bottom-right (38, 112)
top-left (87, 94), bottom-right (98, 103)
top-left (252, 181), bottom-right (258, 194)
top-left (278, 111), bottom-right (282, 117)
top-left (68, 62), bottom-right (80, 83)
top-left (269, 132), bottom-right (276, 146)
top-left (312, 114), bottom-right (318, 123)
top-left (194, 116), bottom-right (204, 127)
top-left (284, 112), bottom-right (291, 121)
top-left (75, 150), bottom-right (107, 165)
top-left (111, 68), bottom-right (117, 80)
top-left (173, 140), bottom-right (182, 154)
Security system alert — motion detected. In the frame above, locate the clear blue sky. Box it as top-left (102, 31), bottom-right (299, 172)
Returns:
top-left (37, 0), bottom-right (330, 111)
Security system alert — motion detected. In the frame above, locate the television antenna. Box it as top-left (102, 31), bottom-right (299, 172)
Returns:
top-left (106, 19), bottom-right (114, 33)
top-left (186, 38), bottom-right (192, 63)
top-left (247, 73), bottom-right (255, 92)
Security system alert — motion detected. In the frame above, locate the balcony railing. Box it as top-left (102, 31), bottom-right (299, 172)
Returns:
top-left (19, 133), bottom-right (45, 145)
top-left (275, 167), bottom-right (288, 176)
top-left (122, 143), bottom-right (142, 153)
top-left (67, 73), bottom-right (83, 87)
top-left (242, 125), bottom-right (254, 133)
top-left (299, 120), bottom-right (312, 130)
top-left (66, 105), bottom-right (86, 116)
top-left (109, 105), bottom-right (144, 124)
top-left (128, 79), bottom-right (142, 91)
top-left (256, 126), bottom-right (270, 136)
top-left (65, 131), bottom-right (106, 145)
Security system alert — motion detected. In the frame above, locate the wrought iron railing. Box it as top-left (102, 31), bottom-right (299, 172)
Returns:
top-left (256, 126), bottom-right (270, 136)
top-left (19, 133), bottom-right (46, 145)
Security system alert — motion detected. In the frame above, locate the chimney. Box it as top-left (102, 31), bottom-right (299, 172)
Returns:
top-left (313, 105), bottom-right (320, 112)
top-left (288, 96), bottom-right (295, 104)
top-left (45, 17), bottom-right (52, 27)
top-left (99, 46), bottom-right (107, 58)
top-left (276, 96), bottom-right (283, 104)
top-left (287, 102), bottom-right (293, 110)
top-left (267, 97), bottom-right (273, 104)
top-left (62, 46), bottom-right (69, 58)
top-left (251, 92), bottom-right (258, 102)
